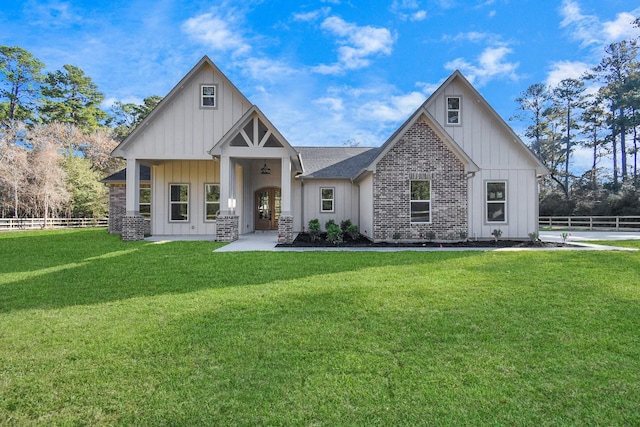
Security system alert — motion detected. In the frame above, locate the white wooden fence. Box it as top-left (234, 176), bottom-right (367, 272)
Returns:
top-left (539, 216), bottom-right (640, 231)
top-left (0, 217), bottom-right (108, 230)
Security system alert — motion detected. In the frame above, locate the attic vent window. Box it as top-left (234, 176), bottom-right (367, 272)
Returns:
top-left (446, 96), bottom-right (461, 125)
top-left (201, 84), bottom-right (217, 108)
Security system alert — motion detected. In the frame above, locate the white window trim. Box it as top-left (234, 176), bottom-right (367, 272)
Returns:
top-left (485, 180), bottom-right (508, 224)
top-left (320, 187), bottom-right (335, 213)
top-left (446, 96), bottom-right (462, 126)
top-left (200, 84), bottom-right (217, 109)
top-left (410, 180), bottom-right (431, 224)
top-left (169, 183), bottom-right (189, 223)
top-left (204, 183), bottom-right (220, 222)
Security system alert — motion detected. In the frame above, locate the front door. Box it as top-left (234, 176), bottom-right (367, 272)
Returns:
top-left (255, 187), bottom-right (281, 230)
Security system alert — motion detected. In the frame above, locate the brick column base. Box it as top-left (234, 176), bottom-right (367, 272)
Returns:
top-left (278, 215), bottom-right (294, 244)
top-left (216, 215), bottom-right (239, 242)
top-left (121, 216), bottom-right (146, 241)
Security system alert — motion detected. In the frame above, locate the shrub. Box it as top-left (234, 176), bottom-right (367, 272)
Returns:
top-left (325, 219), bottom-right (336, 231)
top-left (392, 231), bottom-right (401, 240)
top-left (424, 231), bottom-right (436, 241)
top-left (528, 231), bottom-right (539, 242)
top-left (459, 231), bottom-right (468, 241)
top-left (326, 223), bottom-right (343, 244)
top-left (492, 229), bottom-right (502, 241)
top-left (340, 219), bottom-right (353, 233)
top-left (308, 219), bottom-right (321, 241)
top-left (346, 224), bottom-right (359, 240)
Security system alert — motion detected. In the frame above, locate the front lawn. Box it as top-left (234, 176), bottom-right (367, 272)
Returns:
top-left (1, 229), bottom-right (639, 425)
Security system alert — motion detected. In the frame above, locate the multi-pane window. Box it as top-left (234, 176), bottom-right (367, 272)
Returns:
top-left (446, 96), bottom-right (461, 125)
top-left (169, 184), bottom-right (189, 222)
top-left (486, 181), bottom-right (507, 222)
top-left (139, 186), bottom-right (151, 218)
top-left (205, 184), bottom-right (220, 221)
top-left (320, 188), bottom-right (334, 212)
top-left (410, 180), bottom-right (431, 223)
top-left (201, 85), bottom-right (216, 108)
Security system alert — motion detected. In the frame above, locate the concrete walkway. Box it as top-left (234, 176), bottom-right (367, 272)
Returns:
top-left (209, 230), bottom-right (640, 252)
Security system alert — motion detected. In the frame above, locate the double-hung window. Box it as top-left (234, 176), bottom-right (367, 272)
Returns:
top-left (410, 180), bottom-right (431, 223)
top-left (169, 184), bottom-right (189, 222)
top-left (446, 96), bottom-right (461, 125)
top-left (486, 181), bottom-right (507, 223)
top-left (205, 184), bottom-right (220, 221)
top-left (320, 188), bottom-right (334, 213)
top-left (201, 85), bottom-right (216, 108)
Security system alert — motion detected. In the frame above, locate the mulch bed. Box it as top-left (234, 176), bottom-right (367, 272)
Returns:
top-left (277, 232), bottom-right (569, 248)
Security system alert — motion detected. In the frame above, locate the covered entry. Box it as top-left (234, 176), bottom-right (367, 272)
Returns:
top-left (255, 187), bottom-right (281, 230)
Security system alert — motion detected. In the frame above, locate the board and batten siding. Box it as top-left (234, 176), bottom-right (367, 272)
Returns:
top-left (468, 169), bottom-right (539, 239)
top-left (427, 80), bottom-right (533, 171)
top-left (151, 160), bottom-right (220, 236)
top-left (358, 174), bottom-right (374, 239)
top-left (426, 77), bottom-right (541, 239)
top-left (127, 64), bottom-right (251, 160)
top-left (300, 180), bottom-right (359, 230)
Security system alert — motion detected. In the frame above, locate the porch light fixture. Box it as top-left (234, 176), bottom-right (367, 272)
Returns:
top-left (261, 163), bottom-right (271, 175)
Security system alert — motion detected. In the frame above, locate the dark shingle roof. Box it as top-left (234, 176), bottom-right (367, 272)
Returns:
top-left (295, 146), bottom-right (380, 179)
top-left (102, 165), bottom-right (151, 182)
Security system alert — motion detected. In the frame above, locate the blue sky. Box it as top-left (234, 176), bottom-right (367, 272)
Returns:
top-left (2, 0), bottom-right (639, 173)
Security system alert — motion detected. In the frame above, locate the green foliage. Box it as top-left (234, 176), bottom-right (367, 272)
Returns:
top-left (326, 223), bottom-right (343, 244)
top-left (424, 231), bottom-right (436, 241)
top-left (0, 45), bottom-right (45, 123)
top-left (308, 218), bottom-right (321, 241)
top-left (459, 230), bottom-right (468, 241)
top-left (528, 231), bottom-right (539, 242)
top-left (324, 219), bottom-right (336, 231)
top-left (109, 95), bottom-right (163, 141)
top-left (392, 231), bottom-right (401, 240)
top-left (63, 155), bottom-right (108, 217)
top-left (340, 219), bottom-right (352, 233)
top-left (492, 229), bottom-right (502, 241)
top-left (40, 64), bottom-right (107, 133)
top-left (346, 224), bottom-right (359, 240)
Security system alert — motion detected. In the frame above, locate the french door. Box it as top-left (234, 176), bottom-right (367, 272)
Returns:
top-left (255, 187), bottom-right (281, 230)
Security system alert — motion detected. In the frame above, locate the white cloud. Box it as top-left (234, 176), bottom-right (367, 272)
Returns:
top-left (360, 91), bottom-right (426, 122)
top-left (312, 16), bottom-right (395, 74)
top-left (292, 8), bottom-right (331, 22)
top-left (240, 57), bottom-right (299, 81)
top-left (545, 60), bottom-right (590, 87)
top-left (390, 0), bottom-right (427, 21)
top-left (560, 0), bottom-right (640, 47)
top-left (411, 10), bottom-right (427, 21)
top-left (181, 11), bottom-right (251, 56)
top-left (445, 45), bottom-right (520, 86)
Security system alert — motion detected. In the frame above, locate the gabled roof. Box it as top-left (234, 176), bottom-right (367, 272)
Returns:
top-left (425, 70), bottom-right (547, 175)
top-left (296, 147), bottom-right (380, 179)
top-left (208, 105), bottom-right (298, 158)
top-left (111, 56), bottom-right (251, 158)
top-left (356, 104), bottom-right (480, 180)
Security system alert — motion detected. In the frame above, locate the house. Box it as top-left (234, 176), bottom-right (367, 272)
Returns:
top-left (107, 55), bottom-right (546, 243)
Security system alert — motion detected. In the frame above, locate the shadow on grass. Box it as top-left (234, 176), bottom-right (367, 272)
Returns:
top-left (0, 229), bottom-right (481, 313)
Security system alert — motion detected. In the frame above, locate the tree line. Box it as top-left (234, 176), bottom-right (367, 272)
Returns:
top-left (0, 46), bottom-right (161, 221)
top-left (513, 17), bottom-right (640, 216)
top-left (2, 23), bottom-right (640, 221)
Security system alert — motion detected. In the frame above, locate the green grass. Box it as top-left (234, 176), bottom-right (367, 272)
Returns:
top-left (1, 229), bottom-right (639, 426)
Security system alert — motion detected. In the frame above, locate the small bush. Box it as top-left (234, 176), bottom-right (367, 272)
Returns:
top-left (326, 224), bottom-right (343, 244)
top-left (528, 231), bottom-right (539, 242)
top-left (346, 224), bottom-right (359, 240)
top-left (459, 231), bottom-right (468, 241)
top-left (340, 219), bottom-right (353, 233)
top-left (492, 229), bottom-right (502, 241)
top-left (424, 231), bottom-right (436, 241)
top-left (392, 231), bottom-right (401, 240)
top-left (308, 219), bottom-right (321, 241)
top-left (325, 219), bottom-right (336, 231)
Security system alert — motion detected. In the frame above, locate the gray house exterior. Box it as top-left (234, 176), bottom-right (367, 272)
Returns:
top-left (107, 56), bottom-right (546, 243)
